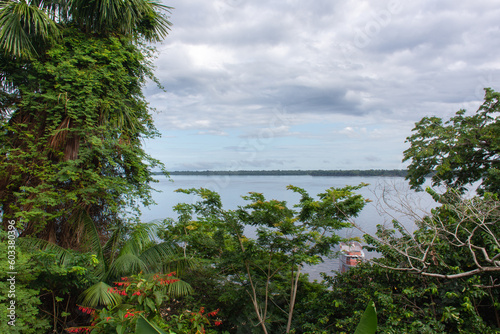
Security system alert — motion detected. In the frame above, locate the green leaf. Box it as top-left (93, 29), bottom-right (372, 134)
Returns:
top-left (354, 302), bottom-right (377, 334)
top-left (135, 315), bottom-right (167, 334)
top-left (145, 297), bottom-right (156, 312)
top-left (80, 281), bottom-right (122, 307)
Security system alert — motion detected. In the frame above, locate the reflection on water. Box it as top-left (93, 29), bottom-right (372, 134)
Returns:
top-left (140, 175), bottom-right (436, 281)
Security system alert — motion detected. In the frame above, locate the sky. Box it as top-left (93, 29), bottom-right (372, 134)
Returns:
top-left (142, 0), bottom-right (500, 171)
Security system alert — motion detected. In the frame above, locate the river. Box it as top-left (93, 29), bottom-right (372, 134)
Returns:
top-left (139, 175), bottom-right (436, 280)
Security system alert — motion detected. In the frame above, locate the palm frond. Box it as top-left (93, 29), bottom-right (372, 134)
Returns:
top-left (139, 0), bottom-right (172, 42)
top-left (167, 279), bottom-right (193, 297)
top-left (78, 209), bottom-right (106, 278)
top-left (118, 222), bottom-right (158, 257)
top-left (102, 224), bottom-right (126, 265)
top-left (70, 0), bottom-right (171, 41)
top-left (106, 252), bottom-right (148, 280)
top-left (18, 237), bottom-right (73, 265)
top-left (0, 0), bottom-right (60, 58)
top-left (138, 241), bottom-right (178, 271)
top-left (162, 256), bottom-right (196, 276)
top-left (80, 281), bottom-right (122, 307)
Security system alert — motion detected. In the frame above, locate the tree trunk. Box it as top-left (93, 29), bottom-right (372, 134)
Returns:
top-left (286, 264), bottom-right (301, 333)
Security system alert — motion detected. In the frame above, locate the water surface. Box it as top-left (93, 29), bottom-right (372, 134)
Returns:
top-left (140, 175), bottom-right (435, 280)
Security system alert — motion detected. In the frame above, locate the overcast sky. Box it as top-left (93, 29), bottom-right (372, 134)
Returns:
top-left (143, 0), bottom-right (500, 171)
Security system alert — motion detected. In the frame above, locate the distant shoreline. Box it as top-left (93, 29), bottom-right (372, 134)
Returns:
top-left (154, 169), bottom-right (408, 177)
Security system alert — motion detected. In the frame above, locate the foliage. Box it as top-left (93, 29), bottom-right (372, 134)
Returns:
top-left (353, 302), bottom-right (377, 334)
top-left (79, 222), bottom-right (192, 308)
top-left (0, 27), bottom-right (165, 247)
top-left (136, 315), bottom-right (167, 334)
top-left (349, 183), bottom-right (500, 332)
top-left (163, 185), bottom-right (368, 333)
top-left (0, 0), bottom-right (172, 58)
top-left (160, 307), bottom-right (224, 334)
top-left (403, 88), bottom-right (500, 195)
top-left (0, 229), bottom-right (102, 333)
top-left (296, 262), bottom-right (498, 333)
top-left (29, 249), bottom-right (100, 332)
top-left (0, 0), bottom-right (172, 248)
top-left (0, 231), bottom-right (50, 334)
top-left (0, 0), bottom-right (60, 58)
top-left (72, 272), bottom-right (194, 334)
top-left (291, 187), bottom-right (499, 333)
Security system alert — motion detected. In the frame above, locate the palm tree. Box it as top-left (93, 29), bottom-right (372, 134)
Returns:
top-left (0, 0), bottom-right (172, 247)
top-left (22, 221), bottom-right (193, 307)
top-left (0, 0), bottom-right (172, 58)
top-left (80, 222), bottom-right (193, 307)
top-left (0, 0), bottom-right (60, 58)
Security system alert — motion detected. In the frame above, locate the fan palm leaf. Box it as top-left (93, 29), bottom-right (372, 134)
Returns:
top-left (77, 209), bottom-right (107, 278)
top-left (118, 222), bottom-right (158, 257)
top-left (70, 0), bottom-right (172, 41)
top-left (80, 281), bottom-right (122, 307)
top-left (0, 0), bottom-right (171, 58)
top-left (138, 0), bottom-right (172, 42)
top-left (106, 252), bottom-right (149, 280)
top-left (166, 279), bottom-right (193, 297)
top-left (0, 0), bottom-right (60, 58)
top-left (138, 241), bottom-right (178, 271)
top-left (18, 236), bottom-right (73, 265)
top-left (161, 256), bottom-right (195, 276)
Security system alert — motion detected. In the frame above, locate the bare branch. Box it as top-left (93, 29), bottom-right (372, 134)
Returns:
top-left (354, 184), bottom-right (500, 283)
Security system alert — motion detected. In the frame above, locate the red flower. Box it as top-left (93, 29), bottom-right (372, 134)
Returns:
top-left (124, 310), bottom-right (136, 319)
top-left (108, 287), bottom-right (120, 294)
top-left (66, 327), bottom-right (92, 333)
top-left (208, 309), bottom-right (219, 317)
top-left (77, 306), bottom-right (95, 315)
top-left (214, 321), bottom-right (222, 326)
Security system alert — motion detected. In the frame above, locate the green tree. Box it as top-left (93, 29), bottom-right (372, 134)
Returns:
top-left (298, 261), bottom-right (497, 333)
top-left (403, 88), bottom-right (500, 194)
top-left (0, 27), bottom-right (166, 246)
top-left (0, 0), bottom-right (172, 58)
top-left (348, 186), bottom-right (500, 332)
top-left (0, 0), bottom-right (172, 246)
top-left (165, 185), bottom-right (368, 333)
top-left (1, 232), bottom-right (101, 333)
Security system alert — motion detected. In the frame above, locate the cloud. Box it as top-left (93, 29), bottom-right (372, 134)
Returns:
top-left (143, 0), bottom-right (500, 171)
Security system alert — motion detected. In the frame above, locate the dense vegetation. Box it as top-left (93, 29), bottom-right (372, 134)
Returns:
top-left (1, 1), bottom-right (499, 333)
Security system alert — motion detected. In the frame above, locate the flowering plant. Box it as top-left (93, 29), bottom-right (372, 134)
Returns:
top-left (66, 272), bottom-right (182, 333)
top-left (161, 307), bottom-right (223, 334)
top-left (109, 272), bottom-right (181, 315)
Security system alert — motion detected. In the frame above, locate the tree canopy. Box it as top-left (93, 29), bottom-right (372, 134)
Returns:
top-left (403, 88), bottom-right (500, 194)
top-left (0, 0), bottom-right (172, 58)
top-left (0, 1), bottom-right (171, 247)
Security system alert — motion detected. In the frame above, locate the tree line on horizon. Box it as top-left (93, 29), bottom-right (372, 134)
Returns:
top-left (161, 169), bottom-right (409, 177)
